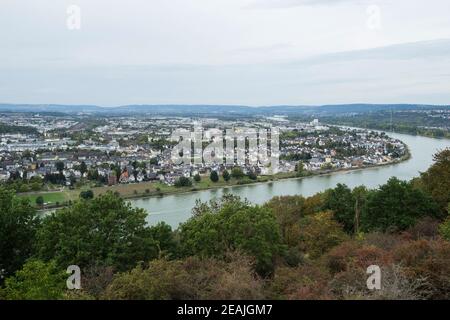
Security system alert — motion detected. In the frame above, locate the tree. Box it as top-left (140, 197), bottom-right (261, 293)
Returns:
top-left (0, 187), bottom-right (40, 280)
top-left (87, 169), bottom-right (99, 181)
top-left (352, 186), bottom-right (369, 234)
top-left (364, 177), bottom-right (440, 232)
top-left (231, 167), bottom-right (244, 179)
top-left (210, 170), bottom-right (219, 183)
top-left (323, 184), bottom-right (355, 233)
top-left (0, 260), bottom-right (66, 300)
top-left (321, 162), bottom-right (333, 170)
top-left (295, 161), bottom-right (305, 176)
top-left (194, 174), bottom-right (201, 182)
top-left (222, 170), bottom-right (230, 182)
top-left (174, 177), bottom-right (192, 188)
top-left (420, 149), bottom-right (450, 214)
top-left (55, 161), bottom-right (65, 173)
top-left (80, 161), bottom-right (88, 177)
top-left (247, 171), bottom-right (257, 180)
top-left (36, 192), bottom-right (159, 271)
top-left (149, 222), bottom-right (178, 258)
top-left (179, 197), bottom-right (283, 276)
top-left (79, 189), bottom-right (94, 200)
top-left (297, 211), bottom-right (349, 259)
top-left (35, 196), bottom-right (44, 206)
top-left (265, 195), bottom-right (307, 243)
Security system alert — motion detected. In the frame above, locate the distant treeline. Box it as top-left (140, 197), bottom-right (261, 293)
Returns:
top-left (0, 123), bottom-right (38, 135)
top-left (310, 111), bottom-right (450, 139)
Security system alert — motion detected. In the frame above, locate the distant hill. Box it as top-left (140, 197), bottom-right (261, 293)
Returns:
top-left (0, 104), bottom-right (102, 114)
top-left (0, 103), bottom-right (448, 116)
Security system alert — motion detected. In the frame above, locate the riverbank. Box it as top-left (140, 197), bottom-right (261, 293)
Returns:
top-left (32, 146), bottom-right (411, 212)
top-left (138, 132), bottom-right (449, 228)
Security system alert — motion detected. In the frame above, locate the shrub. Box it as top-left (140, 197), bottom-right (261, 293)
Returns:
top-left (222, 170), bottom-right (230, 182)
top-left (102, 259), bottom-right (191, 300)
top-left (392, 239), bottom-right (450, 299)
top-left (231, 167), bottom-right (244, 179)
top-left (209, 171), bottom-right (219, 183)
top-left (174, 177), bottom-right (192, 188)
top-left (324, 241), bottom-right (391, 275)
top-left (268, 264), bottom-right (331, 300)
top-left (79, 189), bottom-right (94, 200)
top-left (35, 196), bottom-right (44, 206)
top-left (103, 253), bottom-right (265, 300)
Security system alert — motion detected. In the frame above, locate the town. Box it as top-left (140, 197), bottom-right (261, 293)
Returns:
top-left (0, 112), bottom-right (407, 206)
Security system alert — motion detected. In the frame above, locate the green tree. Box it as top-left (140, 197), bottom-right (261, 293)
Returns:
top-left (231, 167), bottom-right (244, 179)
top-left (321, 162), bottom-right (333, 170)
top-left (0, 260), bottom-right (66, 300)
top-left (79, 189), bottom-right (94, 200)
top-left (36, 192), bottom-right (159, 271)
top-left (222, 170), bottom-right (231, 182)
top-left (247, 171), bottom-right (257, 180)
top-left (323, 184), bottom-right (355, 233)
top-left (0, 187), bottom-right (40, 280)
top-left (210, 170), bottom-right (219, 183)
top-left (364, 177), bottom-right (440, 232)
top-left (174, 177), bottom-right (192, 187)
top-left (179, 197), bottom-right (283, 276)
top-left (194, 174), bottom-right (201, 182)
top-left (295, 161), bottom-right (305, 176)
top-left (55, 161), bottom-right (65, 173)
top-left (80, 161), bottom-right (88, 177)
top-left (35, 196), bottom-right (44, 206)
top-left (149, 222), bottom-right (178, 258)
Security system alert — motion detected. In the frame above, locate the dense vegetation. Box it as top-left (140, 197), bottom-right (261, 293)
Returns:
top-left (315, 111), bottom-right (450, 138)
top-left (0, 149), bottom-right (449, 300)
top-left (0, 123), bottom-right (39, 135)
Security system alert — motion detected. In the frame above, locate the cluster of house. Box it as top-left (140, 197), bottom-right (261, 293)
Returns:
top-left (0, 114), bottom-right (407, 187)
top-left (279, 129), bottom-right (406, 171)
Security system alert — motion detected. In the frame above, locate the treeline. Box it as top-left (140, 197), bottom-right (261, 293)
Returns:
top-left (0, 149), bottom-right (449, 300)
top-left (317, 112), bottom-right (450, 138)
top-left (0, 123), bottom-right (39, 135)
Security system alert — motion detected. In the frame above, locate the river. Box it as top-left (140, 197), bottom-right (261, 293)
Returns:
top-left (129, 132), bottom-right (450, 228)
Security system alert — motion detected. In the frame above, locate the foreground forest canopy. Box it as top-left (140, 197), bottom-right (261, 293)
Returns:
top-left (0, 149), bottom-right (449, 300)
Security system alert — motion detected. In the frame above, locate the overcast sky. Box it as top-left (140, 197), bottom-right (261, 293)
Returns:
top-left (1, 0), bottom-right (450, 106)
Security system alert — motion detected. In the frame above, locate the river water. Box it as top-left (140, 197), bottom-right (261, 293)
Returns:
top-left (129, 132), bottom-right (450, 228)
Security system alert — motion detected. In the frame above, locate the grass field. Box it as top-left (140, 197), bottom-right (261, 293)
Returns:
top-left (19, 192), bottom-right (69, 205)
top-left (18, 172), bottom-right (301, 208)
